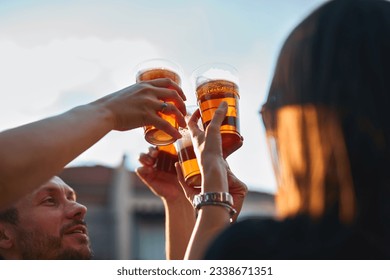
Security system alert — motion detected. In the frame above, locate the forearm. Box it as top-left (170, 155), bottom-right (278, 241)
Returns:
top-left (185, 163), bottom-right (230, 259)
top-left (184, 206), bottom-right (230, 260)
top-left (0, 103), bottom-right (114, 208)
top-left (163, 197), bottom-right (196, 259)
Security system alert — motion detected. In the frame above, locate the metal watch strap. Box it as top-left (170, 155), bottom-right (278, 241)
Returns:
top-left (193, 192), bottom-right (234, 207)
top-left (193, 192), bottom-right (236, 218)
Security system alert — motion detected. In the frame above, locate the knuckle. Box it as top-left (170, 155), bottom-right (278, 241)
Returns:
top-left (138, 80), bottom-right (151, 87)
top-left (164, 89), bottom-right (179, 100)
top-left (163, 77), bottom-right (173, 83)
top-left (169, 88), bottom-right (178, 95)
top-left (137, 84), bottom-right (152, 94)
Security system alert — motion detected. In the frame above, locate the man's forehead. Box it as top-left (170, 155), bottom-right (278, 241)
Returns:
top-left (35, 177), bottom-right (75, 195)
top-left (19, 177), bottom-right (75, 204)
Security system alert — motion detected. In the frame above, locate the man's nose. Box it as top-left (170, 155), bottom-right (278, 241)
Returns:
top-left (66, 201), bottom-right (87, 220)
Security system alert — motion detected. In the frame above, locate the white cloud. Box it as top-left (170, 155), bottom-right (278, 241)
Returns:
top-left (0, 37), bottom-right (161, 126)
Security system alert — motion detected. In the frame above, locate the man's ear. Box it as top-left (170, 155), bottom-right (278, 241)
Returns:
top-left (0, 224), bottom-right (14, 249)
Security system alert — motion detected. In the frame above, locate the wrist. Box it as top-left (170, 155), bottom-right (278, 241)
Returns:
top-left (193, 192), bottom-right (236, 221)
top-left (162, 195), bottom-right (193, 210)
top-left (202, 166), bottom-right (228, 192)
top-left (88, 98), bottom-right (116, 131)
top-left (163, 196), bottom-right (196, 223)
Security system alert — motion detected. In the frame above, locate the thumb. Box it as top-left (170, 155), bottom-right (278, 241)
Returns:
top-left (209, 101), bottom-right (228, 129)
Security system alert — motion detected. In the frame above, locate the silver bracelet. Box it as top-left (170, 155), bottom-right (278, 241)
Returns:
top-left (195, 201), bottom-right (237, 217)
top-left (193, 192), bottom-right (237, 218)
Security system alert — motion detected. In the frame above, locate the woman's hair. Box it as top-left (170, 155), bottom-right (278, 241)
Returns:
top-left (265, 0), bottom-right (390, 224)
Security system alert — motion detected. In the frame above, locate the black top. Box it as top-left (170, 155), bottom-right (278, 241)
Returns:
top-left (204, 215), bottom-right (388, 260)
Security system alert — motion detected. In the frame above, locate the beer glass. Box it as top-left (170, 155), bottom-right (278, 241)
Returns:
top-left (154, 144), bottom-right (178, 174)
top-left (174, 105), bottom-right (201, 188)
top-left (192, 63), bottom-right (242, 155)
top-left (135, 59), bottom-right (182, 145)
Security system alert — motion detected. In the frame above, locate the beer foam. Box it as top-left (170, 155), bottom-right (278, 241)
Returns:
top-left (195, 67), bottom-right (239, 86)
top-left (175, 128), bottom-right (193, 149)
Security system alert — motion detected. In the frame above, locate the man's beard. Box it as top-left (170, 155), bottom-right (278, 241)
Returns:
top-left (16, 222), bottom-right (92, 260)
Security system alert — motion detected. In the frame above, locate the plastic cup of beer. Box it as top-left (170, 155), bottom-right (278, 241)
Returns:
top-left (154, 144), bottom-right (178, 174)
top-left (192, 63), bottom-right (241, 156)
top-left (135, 58), bottom-right (182, 146)
top-left (174, 105), bottom-right (201, 188)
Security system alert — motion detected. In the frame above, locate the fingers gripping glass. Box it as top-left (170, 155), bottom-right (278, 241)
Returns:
top-left (192, 63), bottom-right (242, 156)
top-left (135, 58), bottom-right (182, 146)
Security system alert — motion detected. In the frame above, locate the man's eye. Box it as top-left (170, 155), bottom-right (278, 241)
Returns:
top-left (42, 197), bottom-right (56, 205)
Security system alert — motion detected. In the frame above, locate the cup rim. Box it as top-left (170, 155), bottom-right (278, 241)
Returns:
top-left (191, 62), bottom-right (239, 88)
top-left (133, 58), bottom-right (183, 79)
top-left (135, 58), bottom-right (184, 146)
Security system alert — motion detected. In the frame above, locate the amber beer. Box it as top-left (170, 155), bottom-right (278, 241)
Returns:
top-left (175, 128), bottom-right (201, 187)
top-left (136, 60), bottom-right (182, 145)
top-left (196, 79), bottom-right (241, 152)
top-left (154, 144), bottom-right (178, 174)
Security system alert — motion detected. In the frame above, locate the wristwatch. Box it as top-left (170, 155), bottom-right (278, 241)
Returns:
top-left (192, 192), bottom-right (236, 217)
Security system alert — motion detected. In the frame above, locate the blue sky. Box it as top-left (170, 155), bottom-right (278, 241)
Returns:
top-left (0, 0), bottom-right (327, 193)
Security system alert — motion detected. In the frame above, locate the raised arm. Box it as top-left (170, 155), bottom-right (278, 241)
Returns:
top-left (0, 79), bottom-right (186, 209)
top-left (136, 147), bottom-right (197, 259)
top-left (184, 102), bottom-right (247, 259)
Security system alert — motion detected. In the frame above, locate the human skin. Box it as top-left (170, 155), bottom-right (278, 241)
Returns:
top-left (0, 78), bottom-right (186, 209)
top-left (0, 176), bottom-right (91, 259)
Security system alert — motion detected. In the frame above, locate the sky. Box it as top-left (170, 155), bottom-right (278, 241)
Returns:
top-left (0, 0), bottom-right (327, 194)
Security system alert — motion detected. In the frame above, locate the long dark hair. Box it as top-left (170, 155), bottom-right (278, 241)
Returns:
top-left (265, 0), bottom-right (390, 225)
